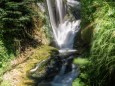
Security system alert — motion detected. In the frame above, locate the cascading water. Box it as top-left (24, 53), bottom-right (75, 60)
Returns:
top-left (46, 0), bottom-right (81, 50)
top-left (46, 0), bottom-right (81, 86)
top-left (37, 0), bottom-right (81, 86)
top-left (45, 0), bottom-right (81, 86)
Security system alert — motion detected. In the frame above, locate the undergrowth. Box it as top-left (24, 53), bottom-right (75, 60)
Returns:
top-left (0, 0), bottom-right (35, 80)
top-left (0, 1), bottom-right (50, 85)
top-left (0, 34), bottom-right (14, 75)
top-left (74, 0), bottom-right (115, 86)
top-left (89, 2), bottom-right (115, 86)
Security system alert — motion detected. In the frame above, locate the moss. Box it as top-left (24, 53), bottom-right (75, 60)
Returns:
top-left (0, 80), bottom-right (11, 86)
top-left (14, 45), bottom-right (58, 86)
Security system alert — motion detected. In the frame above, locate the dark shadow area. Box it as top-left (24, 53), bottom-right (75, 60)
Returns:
top-left (0, 0), bottom-right (39, 56)
top-left (2, 27), bottom-right (41, 56)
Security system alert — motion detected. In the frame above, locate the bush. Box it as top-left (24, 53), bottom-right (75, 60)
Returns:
top-left (89, 2), bottom-right (115, 86)
top-left (0, 0), bottom-right (34, 75)
top-left (0, 0), bottom-right (33, 32)
top-left (74, 0), bottom-right (115, 86)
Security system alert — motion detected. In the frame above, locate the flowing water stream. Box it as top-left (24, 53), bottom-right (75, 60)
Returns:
top-left (46, 0), bottom-right (81, 49)
top-left (38, 0), bottom-right (81, 86)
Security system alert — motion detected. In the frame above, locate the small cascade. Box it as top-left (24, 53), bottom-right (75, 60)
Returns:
top-left (51, 57), bottom-right (80, 86)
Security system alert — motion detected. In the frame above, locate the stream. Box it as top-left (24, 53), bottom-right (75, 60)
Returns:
top-left (36, 0), bottom-right (81, 86)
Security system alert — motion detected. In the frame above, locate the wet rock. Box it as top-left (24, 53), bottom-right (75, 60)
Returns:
top-left (28, 47), bottom-right (59, 81)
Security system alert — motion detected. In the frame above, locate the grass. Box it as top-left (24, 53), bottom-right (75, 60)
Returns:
top-left (0, 81), bottom-right (11, 86)
top-left (88, 2), bottom-right (115, 85)
top-left (0, 34), bottom-right (15, 85)
top-left (0, 34), bottom-right (15, 74)
top-left (74, 0), bottom-right (115, 86)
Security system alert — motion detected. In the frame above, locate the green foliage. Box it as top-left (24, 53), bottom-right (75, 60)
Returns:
top-left (73, 78), bottom-right (86, 86)
top-left (0, 0), bottom-right (34, 76)
top-left (0, 80), bottom-right (11, 86)
top-left (73, 57), bottom-right (90, 86)
top-left (74, 0), bottom-right (115, 86)
top-left (0, 0), bottom-right (34, 48)
top-left (88, 2), bottom-right (115, 86)
top-left (74, 58), bottom-right (90, 65)
top-left (0, 0), bottom-right (33, 32)
top-left (81, 0), bottom-right (96, 28)
top-left (0, 34), bottom-right (14, 76)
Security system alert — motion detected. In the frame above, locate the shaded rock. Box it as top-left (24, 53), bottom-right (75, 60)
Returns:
top-left (27, 46), bottom-right (59, 81)
top-left (81, 24), bottom-right (94, 44)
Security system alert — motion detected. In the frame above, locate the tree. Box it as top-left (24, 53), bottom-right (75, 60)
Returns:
top-left (0, 0), bottom-right (33, 36)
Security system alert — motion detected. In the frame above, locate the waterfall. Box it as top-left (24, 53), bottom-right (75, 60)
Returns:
top-left (46, 0), bottom-right (81, 50)
top-left (38, 0), bottom-right (81, 86)
top-left (46, 0), bottom-right (81, 85)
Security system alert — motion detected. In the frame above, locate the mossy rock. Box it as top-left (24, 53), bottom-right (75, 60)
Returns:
top-left (26, 45), bottom-right (58, 79)
top-left (11, 45), bottom-right (59, 86)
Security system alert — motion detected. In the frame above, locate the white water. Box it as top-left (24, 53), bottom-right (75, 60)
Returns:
top-left (46, 0), bottom-right (81, 50)
top-left (51, 63), bottom-right (80, 86)
top-left (46, 0), bottom-right (81, 86)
